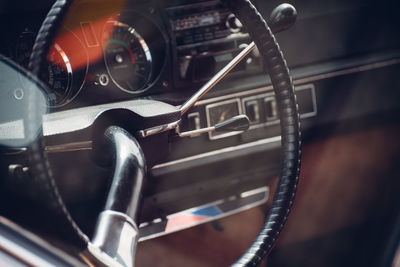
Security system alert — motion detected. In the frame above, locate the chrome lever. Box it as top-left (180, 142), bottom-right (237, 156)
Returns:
top-left (138, 4), bottom-right (297, 138)
top-left (91, 126), bottom-right (146, 267)
top-left (179, 43), bottom-right (256, 116)
top-left (179, 3), bottom-right (297, 116)
top-left (178, 115), bottom-right (250, 138)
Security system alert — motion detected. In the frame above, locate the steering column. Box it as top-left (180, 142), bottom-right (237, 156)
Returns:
top-left (90, 126), bottom-right (146, 267)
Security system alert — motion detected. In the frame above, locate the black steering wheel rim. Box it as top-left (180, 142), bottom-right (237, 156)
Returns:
top-left (27, 0), bottom-right (301, 266)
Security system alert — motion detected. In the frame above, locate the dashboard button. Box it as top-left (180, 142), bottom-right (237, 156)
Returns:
top-left (295, 84), bottom-right (317, 117)
top-left (264, 96), bottom-right (278, 122)
top-left (244, 100), bottom-right (260, 124)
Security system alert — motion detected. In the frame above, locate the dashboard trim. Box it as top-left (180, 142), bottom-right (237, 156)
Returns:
top-left (138, 186), bottom-right (269, 242)
top-left (151, 135), bottom-right (281, 172)
top-left (195, 57), bottom-right (400, 106)
top-left (137, 119), bottom-right (180, 138)
top-left (45, 141), bottom-right (92, 153)
top-left (33, 57), bottom-right (400, 165)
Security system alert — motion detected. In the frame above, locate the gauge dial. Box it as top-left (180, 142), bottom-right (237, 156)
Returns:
top-left (103, 21), bottom-right (152, 93)
top-left (16, 33), bottom-right (71, 106)
top-left (43, 44), bottom-right (72, 105)
top-left (16, 29), bottom-right (87, 107)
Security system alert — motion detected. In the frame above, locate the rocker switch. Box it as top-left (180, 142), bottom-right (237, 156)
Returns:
top-left (264, 96), bottom-right (278, 122)
top-left (244, 100), bottom-right (260, 124)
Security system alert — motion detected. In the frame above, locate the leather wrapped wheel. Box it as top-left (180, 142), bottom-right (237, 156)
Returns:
top-left (27, 0), bottom-right (301, 266)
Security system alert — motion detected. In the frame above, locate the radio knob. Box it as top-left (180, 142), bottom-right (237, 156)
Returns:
top-left (226, 13), bottom-right (242, 33)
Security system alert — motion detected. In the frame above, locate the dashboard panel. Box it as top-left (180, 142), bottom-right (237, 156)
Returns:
top-left (1, 0), bottom-right (400, 265)
top-left (1, 0), bottom-right (262, 110)
top-left (1, 0), bottom-right (399, 111)
top-left (1, 0), bottom-right (400, 210)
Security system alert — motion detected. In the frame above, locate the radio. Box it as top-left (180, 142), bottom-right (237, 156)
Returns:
top-left (165, 0), bottom-right (261, 86)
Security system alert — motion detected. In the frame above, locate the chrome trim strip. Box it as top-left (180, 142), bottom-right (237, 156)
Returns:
top-left (0, 235), bottom-right (55, 267)
top-left (205, 98), bottom-right (243, 140)
top-left (0, 217), bottom-right (84, 267)
top-left (240, 186), bottom-right (268, 198)
top-left (196, 85), bottom-right (274, 106)
top-left (138, 186), bottom-right (269, 242)
top-left (295, 58), bottom-right (400, 86)
top-left (152, 136), bottom-right (281, 170)
top-left (137, 120), bottom-right (180, 138)
top-left (195, 57), bottom-right (400, 106)
top-left (33, 58), bottom-right (399, 156)
top-left (42, 99), bottom-right (179, 136)
top-left (45, 141), bottom-right (92, 153)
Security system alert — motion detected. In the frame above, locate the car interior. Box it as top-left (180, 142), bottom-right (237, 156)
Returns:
top-left (0, 0), bottom-right (399, 266)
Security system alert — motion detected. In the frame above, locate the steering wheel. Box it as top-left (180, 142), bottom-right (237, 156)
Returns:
top-left (27, 0), bottom-right (301, 266)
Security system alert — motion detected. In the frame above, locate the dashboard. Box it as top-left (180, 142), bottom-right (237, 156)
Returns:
top-left (1, 0), bottom-right (260, 109)
top-left (1, 0), bottom-right (400, 266)
top-left (1, 0), bottom-right (399, 111)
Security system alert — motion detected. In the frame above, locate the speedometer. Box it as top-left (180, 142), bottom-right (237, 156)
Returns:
top-left (103, 21), bottom-right (152, 93)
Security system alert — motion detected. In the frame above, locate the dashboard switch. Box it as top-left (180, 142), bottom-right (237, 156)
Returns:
top-left (206, 99), bottom-right (242, 140)
top-left (187, 112), bottom-right (201, 136)
top-left (264, 96), bottom-right (278, 122)
top-left (244, 100), bottom-right (260, 124)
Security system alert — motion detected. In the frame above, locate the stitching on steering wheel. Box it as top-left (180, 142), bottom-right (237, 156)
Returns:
top-left (222, 1), bottom-right (301, 266)
top-left (27, 0), bottom-right (302, 265)
top-left (28, 0), bottom-right (89, 250)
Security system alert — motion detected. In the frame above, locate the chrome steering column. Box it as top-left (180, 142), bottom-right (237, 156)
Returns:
top-left (90, 126), bottom-right (146, 267)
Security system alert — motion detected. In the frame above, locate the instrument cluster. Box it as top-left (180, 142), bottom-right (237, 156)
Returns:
top-left (13, 2), bottom-right (168, 108)
top-left (9, 0), bottom-right (256, 110)
top-left (16, 28), bottom-right (88, 107)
